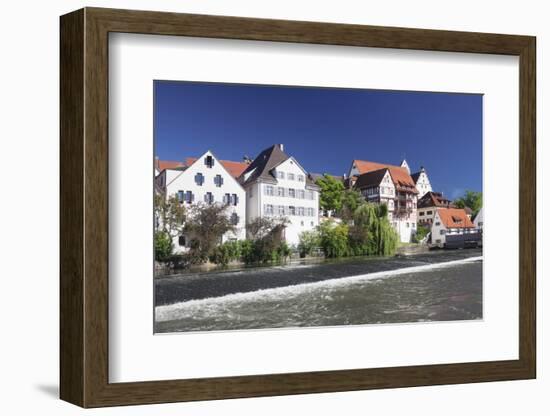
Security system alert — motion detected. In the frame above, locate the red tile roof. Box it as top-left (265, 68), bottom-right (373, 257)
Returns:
top-left (184, 157), bottom-right (249, 178)
top-left (437, 208), bottom-right (475, 229)
top-left (352, 160), bottom-right (418, 193)
top-left (156, 160), bottom-right (184, 171)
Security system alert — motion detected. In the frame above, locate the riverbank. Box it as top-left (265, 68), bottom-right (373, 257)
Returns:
top-left (155, 248), bottom-right (482, 306)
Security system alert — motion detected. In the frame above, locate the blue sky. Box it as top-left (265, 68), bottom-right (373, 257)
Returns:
top-left (154, 81), bottom-right (482, 199)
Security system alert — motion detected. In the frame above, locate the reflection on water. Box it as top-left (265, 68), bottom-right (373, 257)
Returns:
top-left (155, 259), bottom-right (482, 333)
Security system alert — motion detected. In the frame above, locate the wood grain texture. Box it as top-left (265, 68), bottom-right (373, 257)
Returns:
top-left (59, 7), bottom-right (537, 408)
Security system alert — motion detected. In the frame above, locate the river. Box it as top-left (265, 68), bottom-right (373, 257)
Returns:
top-left (155, 249), bottom-right (482, 333)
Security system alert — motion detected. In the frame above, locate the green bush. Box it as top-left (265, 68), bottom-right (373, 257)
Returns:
top-left (413, 224), bottom-right (430, 243)
top-left (319, 221), bottom-right (350, 258)
top-left (298, 230), bottom-right (321, 258)
top-left (154, 231), bottom-right (173, 261)
top-left (209, 240), bottom-right (243, 265)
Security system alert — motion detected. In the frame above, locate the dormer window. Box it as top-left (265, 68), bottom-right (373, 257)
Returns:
top-left (195, 172), bottom-right (204, 186)
top-left (205, 155), bottom-right (214, 168)
top-left (214, 174), bottom-right (223, 187)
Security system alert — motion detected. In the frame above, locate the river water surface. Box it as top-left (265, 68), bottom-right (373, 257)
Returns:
top-left (155, 249), bottom-right (482, 333)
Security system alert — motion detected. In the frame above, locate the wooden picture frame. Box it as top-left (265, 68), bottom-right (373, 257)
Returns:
top-left (60, 7), bottom-right (536, 408)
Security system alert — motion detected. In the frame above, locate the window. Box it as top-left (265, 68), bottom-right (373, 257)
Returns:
top-left (307, 190), bottom-right (314, 200)
top-left (479, 221), bottom-right (484, 227)
top-left (426, 210), bottom-right (433, 215)
top-left (289, 206), bottom-right (296, 216)
top-left (311, 221), bottom-right (314, 226)
top-left (223, 193), bottom-right (231, 205)
top-left (277, 171), bottom-right (284, 179)
top-left (231, 193), bottom-right (239, 206)
top-left (277, 187), bottom-right (285, 197)
top-left (301, 221), bottom-right (304, 226)
top-left (177, 190), bottom-right (184, 203)
top-left (307, 207), bottom-right (315, 217)
top-left (288, 188), bottom-right (295, 198)
top-left (435, 239), bottom-right (441, 244)
top-left (185, 191), bottom-right (194, 203)
top-left (287, 173), bottom-right (295, 181)
top-left (204, 192), bottom-right (214, 204)
top-left (205, 155), bottom-right (214, 168)
top-left (298, 174), bottom-right (305, 182)
top-left (298, 207), bottom-right (305, 216)
top-left (264, 204), bottom-right (274, 215)
top-left (278, 205), bottom-right (285, 215)
top-left (265, 185), bottom-right (274, 196)
top-left (435, 221), bottom-right (440, 226)
top-left (440, 229), bottom-right (446, 235)
top-left (195, 172), bottom-right (204, 186)
top-left (214, 174), bottom-right (223, 187)
top-left (419, 211), bottom-right (425, 216)
top-left (178, 235), bottom-right (186, 247)
top-left (406, 222), bottom-right (410, 228)
top-left (230, 213), bottom-right (239, 225)
top-left (298, 190), bottom-right (305, 199)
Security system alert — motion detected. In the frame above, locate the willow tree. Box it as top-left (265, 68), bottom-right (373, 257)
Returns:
top-left (349, 202), bottom-right (398, 256)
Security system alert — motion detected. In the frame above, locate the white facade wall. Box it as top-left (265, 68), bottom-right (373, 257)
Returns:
top-left (417, 206), bottom-right (437, 224)
top-left (430, 211), bottom-right (477, 247)
top-left (474, 207), bottom-right (484, 230)
top-left (159, 151), bottom-right (246, 253)
top-left (245, 157), bottom-right (319, 247)
top-left (414, 171), bottom-right (432, 198)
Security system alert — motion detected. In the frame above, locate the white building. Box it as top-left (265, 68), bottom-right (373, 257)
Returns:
top-left (239, 144), bottom-right (320, 246)
top-left (431, 207), bottom-right (477, 247)
top-left (417, 191), bottom-right (454, 225)
top-left (155, 150), bottom-right (246, 253)
top-left (411, 166), bottom-right (433, 198)
top-left (348, 159), bottom-right (418, 243)
top-left (473, 207), bottom-right (484, 231)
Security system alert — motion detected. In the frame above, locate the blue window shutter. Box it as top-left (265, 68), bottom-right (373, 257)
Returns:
top-left (220, 176), bottom-right (223, 186)
top-left (177, 190), bottom-right (184, 203)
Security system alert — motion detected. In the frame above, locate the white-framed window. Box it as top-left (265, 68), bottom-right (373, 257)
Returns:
top-left (214, 174), bottom-right (223, 187)
top-left (287, 173), bottom-right (295, 181)
top-left (298, 189), bottom-right (305, 199)
top-left (307, 190), bottom-right (314, 200)
top-left (204, 155), bottom-right (215, 168)
top-left (289, 206), bottom-right (296, 215)
top-left (194, 172), bottom-right (204, 186)
top-left (277, 171), bottom-right (284, 179)
top-left (264, 204), bottom-right (274, 215)
top-left (278, 205), bottom-right (285, 215)
top-left (204, 192), bottom-right (214, 204)
top-left (265, 185), bottom-right (274, 196)
top-left (277, 186), bottom-right (285, 197)
top-left (440, 229), bottom-right (446, 235)
top-left (298, 207), bottom-right (305, 216)
top-left (298, 174), bottom-right (305, 182)
top-left (288, 188), bottom-right (296, 198)
top-left (435, 221), bottom-right (440, 226)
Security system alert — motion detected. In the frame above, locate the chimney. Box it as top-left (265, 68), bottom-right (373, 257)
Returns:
top-left (278, 143), bottom-right (284, 151)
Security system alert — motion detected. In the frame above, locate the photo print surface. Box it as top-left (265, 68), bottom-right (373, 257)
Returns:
top-left (153, 81), bottom-right (483, 334)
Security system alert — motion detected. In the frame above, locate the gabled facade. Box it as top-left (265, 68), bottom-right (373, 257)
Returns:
top-left (411, 166), bottom-right (433, 198)
top-left (431, 208), bottom-right (477, 248)
top-left (473, 207), bottom-right (484, 231)
top-left (239, 144), bottom-right (320, 246)
top-left (348, 159), bottom-right (418, 243)
top-left (155, 150), bottom-right (246, 253)
top-left (417, 191), bottom-right (455, 224)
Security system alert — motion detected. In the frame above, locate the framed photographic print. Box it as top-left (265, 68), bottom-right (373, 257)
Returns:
top-left (60, 7), bottom-right (536, 408)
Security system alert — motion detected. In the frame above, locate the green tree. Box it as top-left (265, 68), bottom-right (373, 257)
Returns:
top-left (454, 190), bottom-right (482, 217)
top-left (244, 217), bottom-right (291, 264)
top-left (183, 204), bottom-right (236, 263)
top-left (340, 189), bottom-right (364, 221)
top-left (154, 193), bottom-right (186, 237)
top-left (316, 174), bottom-right (345, 215)
top-left (154, 231), bottom-right (173, 261)
top-left (348, 203), bottom-right (398, 256)
top-left (153, 193), bottom-right (186, 261)
top-left (318, 220), bottom-right (350, 258)
top-left (297, 230), bottom-right (321, 258)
